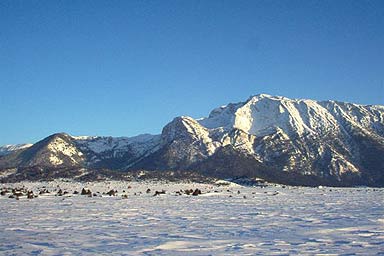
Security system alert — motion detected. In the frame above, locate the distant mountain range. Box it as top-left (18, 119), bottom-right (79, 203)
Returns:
top-left (1, 94), bottom-right (383, 186)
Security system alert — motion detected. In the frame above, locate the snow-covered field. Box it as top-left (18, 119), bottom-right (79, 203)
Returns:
top-left (0, 181), bottom-right (383, 255)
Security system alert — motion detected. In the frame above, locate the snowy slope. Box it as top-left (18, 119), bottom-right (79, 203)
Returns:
top-left (74, 134), bottom-right (160, 158)
top-left (73, 134), bottom-right (161, 168)
top-left (0, 94), bottom-right (383, 186)
top-left (0, 181), bottom-right (383, 255)
top-left (198, 94), bottom-right (383, 138)
top-left (0, 144), bottom-right (32, 156)
top-left (11, 133), bottom-right (86, 168)
top-left (157, 94), bottom-right (384, 184)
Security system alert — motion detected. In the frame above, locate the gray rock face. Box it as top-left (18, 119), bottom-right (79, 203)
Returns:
top-left (1, 94), bottom-right (383, 186)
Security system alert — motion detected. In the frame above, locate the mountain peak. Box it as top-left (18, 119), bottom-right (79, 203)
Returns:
top-left (1, 94), bottom-right (383, 186)
top-left (46, 132), bottom-right (72, 141)
top-left (247, 93), bottom-right (286, 102)
top-left (249, 93), bottom-right (273, 99)
top-left (161, 116), bottom-right (210, 145)
top-left (198, 94), bottom-right (341, 136)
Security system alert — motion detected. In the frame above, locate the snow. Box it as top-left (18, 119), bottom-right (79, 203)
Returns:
top-left (157, 94), bottom-right (383, 169)
top-left (74, 134), bottom-right (160, 156)
top-left (48, 155), bottom-right (63, 165)
top-left (0, 168), bottom-right (17, 178)
top-left (179, 117), bottom-right (219, 155)
top-left (71, 135), bottom-right (98, 140)
top-left (0, 144), bottom-right (32, 156)
top-left (198, 102), bottom-right (244, 130)
top-left (161, 116), bottom-right (221, 158)
top-left (46, 137), bottom-right (84, 165)
top-left (198, 94), bottom-right (343, 137)
top-left (0, 181), bottom-right (383, 255)
top-left (1, 94), bottom-right (381, 172)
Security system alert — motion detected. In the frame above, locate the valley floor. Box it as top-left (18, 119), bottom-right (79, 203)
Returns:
top-left (0, 180), bottom-right (383, 255)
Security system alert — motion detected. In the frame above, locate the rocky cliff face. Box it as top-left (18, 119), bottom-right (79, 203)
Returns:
top-left (1, 94), bottom-right (383, 186)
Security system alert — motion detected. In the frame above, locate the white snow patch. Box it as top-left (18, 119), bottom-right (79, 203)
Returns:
top-left (46, 137), bottom-right (83, 165)
top-left (0, 144), bottom-right (33, 156)
top-left (74, 134), bottom-right (161, 157)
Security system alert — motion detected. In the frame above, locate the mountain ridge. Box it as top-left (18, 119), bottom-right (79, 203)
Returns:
top-left (1, 94), bottom-right (383, 186)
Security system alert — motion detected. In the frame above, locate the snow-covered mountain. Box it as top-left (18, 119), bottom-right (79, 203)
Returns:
top-left (0, 133), bottom-right (160, 170)
top-left (74, 134), bottom-right (161, 169)
top-left (0, 144), bottom-right (32, 156)
top-left (199, 94), bottom-right (383, 137)
top-left (1, 94), bottom-right (383, 186)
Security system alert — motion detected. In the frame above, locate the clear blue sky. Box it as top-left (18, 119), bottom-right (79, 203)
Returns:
top-left (1, 0), bottom-right (383, 145)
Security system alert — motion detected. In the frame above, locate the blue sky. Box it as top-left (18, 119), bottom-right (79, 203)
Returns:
top-left (1, 0), bottom-right (383, 145)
